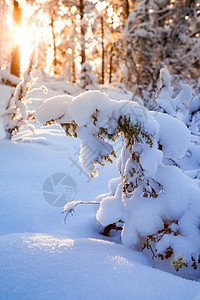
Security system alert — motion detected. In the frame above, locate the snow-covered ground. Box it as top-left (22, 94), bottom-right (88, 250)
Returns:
top-left (0, 81), bottom-right (200, 300)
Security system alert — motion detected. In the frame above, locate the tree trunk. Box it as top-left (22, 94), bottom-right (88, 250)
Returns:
top-left (10, 0), bottom-right (21, 77)
top-left (72, 47), bottom-right (76, 83)
top-left (125, 0), bottom-right (130, 18)
top-left (50, 13), bottom-right (57, 74)
top-left (0, 1), bottom-right (6, 68)
top-left (79, 0), bottom-right (86, 64)
top-left (109, 45), bottom-right (113, 84)
top-left (101, 15), bottom-right (105, 84)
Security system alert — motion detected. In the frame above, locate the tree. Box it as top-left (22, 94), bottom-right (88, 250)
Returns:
top-left (106, 0), bottom-right (134, 84)
top-left (36, 0), bottom-right (69, 75)
top-left (11, 0), bottom-right (22, 77)
top-left (124, 0), bottom-right (200, 106)
top-left (34, 76), bottom-right (200, 274)
top-left (79, 0), bottom-right (86, 64)
top-left (0, 1), bottom-right (9, 69)
top-left (78, 62), bottom-right (99, 90)
top-left (1, 48), bottom-right (36, 139)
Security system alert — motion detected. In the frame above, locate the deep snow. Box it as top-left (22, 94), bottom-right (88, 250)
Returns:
top-left (0, 81), bottom-right (200, 300)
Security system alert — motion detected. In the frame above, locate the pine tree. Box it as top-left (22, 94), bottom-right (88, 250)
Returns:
top-left (34, 82), bottom-right (200, 274)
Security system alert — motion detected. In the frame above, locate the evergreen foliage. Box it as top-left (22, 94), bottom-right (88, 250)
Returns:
top-left (34, 77), bottom-right (200, 273)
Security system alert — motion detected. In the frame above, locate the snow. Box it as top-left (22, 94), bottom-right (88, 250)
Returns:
top-left (156, 67), bottom-right (193, 116)
top-left (135, 144), bottom-right (163, 178)
top-left (2, 233), bottom-right (200, 300)
top-left (0, 78), bottom-right (200, 299)
top-left (0, 69), bottom-right (21, 86)
top-left (70, 90), bottom-right (112, 127)
top-left (160, 67), bottom-right (171, 88)
top-left (172, 84), bottom-right (193, 110)
top-left (78, 130), bottom-right (114, 175)
top-left (78, 62), bottom-right (99, 90)
top-left (35, 95), bottom-right (73, 124)
top-left (96, 182), bottom-right (126, 227)
top-left (153, 112), bottom-right (191, 159)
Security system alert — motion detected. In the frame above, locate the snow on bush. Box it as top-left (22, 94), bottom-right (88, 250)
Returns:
top-left (34, 88), bottom-right (200, 272)
top-left (78, 62), bottom-right (99, 90)
top-left (0, 69), bottom-right (21, 87)
top-left (183, 90), bottom-right (200, 136)
top-left (156, 67), bottom-right (193, 117)
top-left (0, 51), bottom-right (37, 139)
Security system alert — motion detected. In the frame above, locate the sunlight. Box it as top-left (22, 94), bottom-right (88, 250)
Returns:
top-left (95, 0), bottom-right (108, 12)
top-left (12, 1), bottom-right (55, 73)
top-left (14, 24), bottom-right (36, 71)
top-left (11, 1), bottom-right (36, 72)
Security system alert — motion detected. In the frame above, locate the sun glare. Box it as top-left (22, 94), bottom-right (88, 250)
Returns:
top-left (11, 0), bottom-right (118, 76)
top-left (14, 24), bottom-right (35, 71)
top-left (11, 2), bottom-right (37, 72)
top-left (12, 2), bottom-right (53, 73)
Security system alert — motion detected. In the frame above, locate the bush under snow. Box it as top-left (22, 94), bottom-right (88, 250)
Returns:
top-left (78, 62), bottom-right (99, 91)
top-left (34, 87), bottom-right (200, 273)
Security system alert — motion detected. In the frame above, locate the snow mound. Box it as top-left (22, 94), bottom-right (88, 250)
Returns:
top-left (153, 112), bottom-right (191, 159)
top-left (34, 95), bottom-right (73, 124)
top-left (70, 90), bottom-right (112, 127)
top-left (1, 233), bottom-right (200, 300)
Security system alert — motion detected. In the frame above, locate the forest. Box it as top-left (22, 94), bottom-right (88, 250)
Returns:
top-left (0, 1), bottom-right (200, 300)
top-left (0, 0), bottom-right (199, 100)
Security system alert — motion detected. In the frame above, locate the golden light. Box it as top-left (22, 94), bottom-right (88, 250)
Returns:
top-left (10, 1), bottom-right (37, 72)
top-left (95, 1), bottom-right (108, 12)
top-left (75, 56), bottom-right (82, 63)
top-left (67, 49), bottom-right (73, 55)
top-left (107, 6), bottom-right (113, 17)
top-left (13, 1), bottom-right (56, 73)
top-left (71, 6), bottom-right (77, 14)
top-left (14, 24), bottom-right (36, 71)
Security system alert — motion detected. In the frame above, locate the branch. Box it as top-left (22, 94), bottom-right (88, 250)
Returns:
top-left (62, 200), bottom-right (100, 223)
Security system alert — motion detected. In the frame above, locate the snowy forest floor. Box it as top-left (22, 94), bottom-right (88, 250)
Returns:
top-left (0, 80), bottom-right (200, 300)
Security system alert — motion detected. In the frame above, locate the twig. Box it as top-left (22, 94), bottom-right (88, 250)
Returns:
top-left (62, 200), bottom-right (100, 223)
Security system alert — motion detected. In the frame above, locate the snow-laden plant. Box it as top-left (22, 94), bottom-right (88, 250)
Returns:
top-left (124, 0), bottom-right (200, 104)
top-left (183, 83), bottom-right (200, 136)
top-left (155, 67), bottom-right (193, 117)
top-left (35, 89), bottom-right (200, 272)
top-left (0, 47), bottom-right (40, 139)
top-left (78, 62), bottom-right (99, 90)
top-left (156, 67), bottom-right (200, 138)
top-left (1, 50), bottom-right (37, 139)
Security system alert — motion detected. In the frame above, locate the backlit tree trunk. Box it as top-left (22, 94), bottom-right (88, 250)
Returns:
top-left (10, 0), bottom-right (21, 77)
top-left (50, 13), bottom-right (57, 74)
top-left (109, 45), bottom-right (113, 84)
top-left (79, 0), bottom-right (86, 64)
top-left (101, 15), bottom-right (105, 84)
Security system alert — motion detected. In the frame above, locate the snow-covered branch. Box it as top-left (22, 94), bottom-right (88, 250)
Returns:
top-left (34, 81), bottom-right (200, 272)
top-left (1, 47), bottom-right (37, 139)
top-left (62, 200), bottom-right (100, 223)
